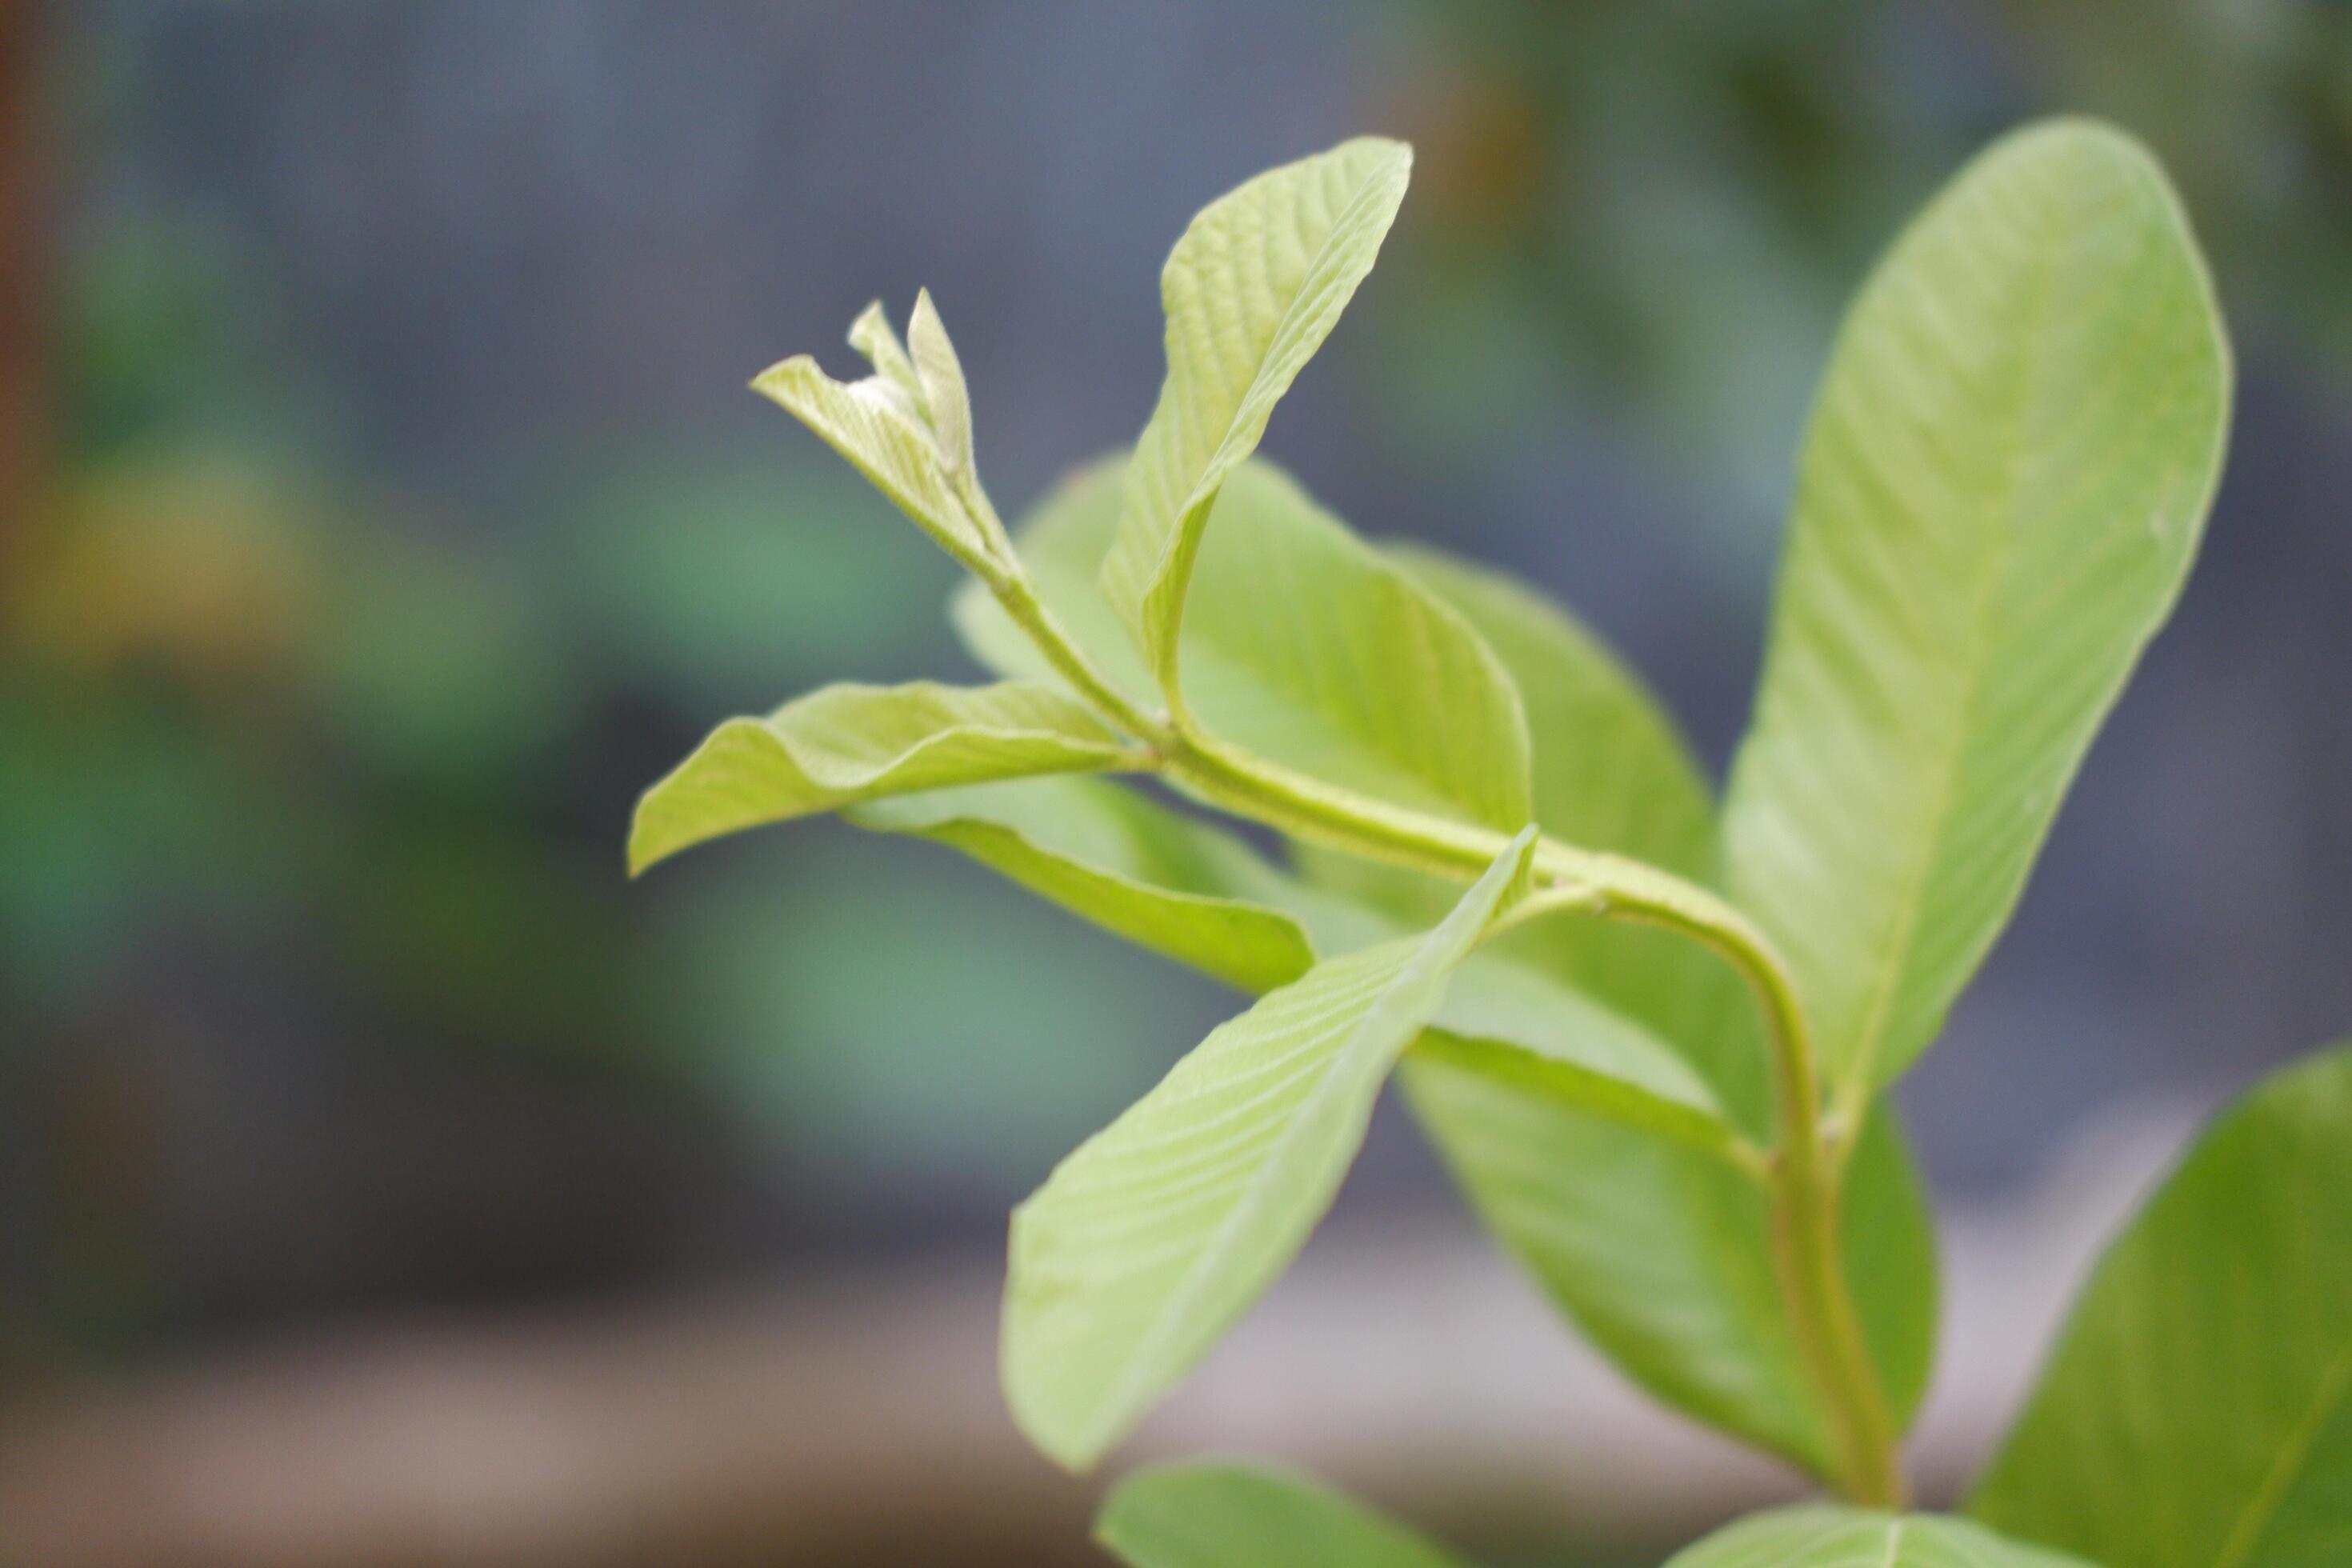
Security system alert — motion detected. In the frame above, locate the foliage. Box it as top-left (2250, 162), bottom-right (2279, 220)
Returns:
top-left (632, 122), bottom-right (2346, 1564)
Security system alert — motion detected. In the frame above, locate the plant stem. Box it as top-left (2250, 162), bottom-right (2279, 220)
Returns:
top-left (982, 542), bottom-right (1906, 1503)
top-left (983, 570), bottom-right (1168, 746)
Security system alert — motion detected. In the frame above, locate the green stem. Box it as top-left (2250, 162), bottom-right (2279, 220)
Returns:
top-left (981, 539), bottom-right (1903, 1503)
top-left (984, 570), bottom-right (1168, 746)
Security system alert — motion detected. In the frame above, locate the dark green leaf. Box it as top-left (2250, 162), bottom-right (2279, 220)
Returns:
top-left (1970, 1042), bottom-right (2352, 1567)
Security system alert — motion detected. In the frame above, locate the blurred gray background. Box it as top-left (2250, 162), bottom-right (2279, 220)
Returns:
top-left (2, 2), bottom-right (2348, 1562)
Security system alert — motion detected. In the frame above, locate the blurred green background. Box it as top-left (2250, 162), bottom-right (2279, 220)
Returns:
top-left (2, 3), bottom-right (2349, 1563)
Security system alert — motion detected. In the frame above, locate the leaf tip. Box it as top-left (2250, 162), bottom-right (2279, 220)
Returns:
top-left (747, 354), bottom-right (818, 403)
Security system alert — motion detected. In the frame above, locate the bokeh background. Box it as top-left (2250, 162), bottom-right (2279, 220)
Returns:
top-left (2, 3), bottom-right (2348, 1564)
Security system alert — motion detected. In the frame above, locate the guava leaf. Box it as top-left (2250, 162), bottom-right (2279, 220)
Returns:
top-left (1097, 1461), bottom-right (1466, 1568)
top-left (1099, 136), bottom-right (1414, 696)
top-left (753, 302), bottom-right (994, 571)
top-left (848, 776), bottom-right (1315, 994)
top-left (1334, 542), bottom-right (1767, 1124)
top-left (629, 680), bottom-right (1126, 874)
top-left (1260, 543), bottom-right (1936, 1472)
top-left (1970, 1042), bottom-right (2352, 1567)
top-left (1001, 829), bottom-right (1535, 1469)
top-left (1666, 1506), bottom-right (2091, 1567)
top-left (1722, 119), bottom-right (2231, 1093)
top-left (962, 458), bottom-right (1532, 833)
top-left (1405, 1057), bottom-right (1935, 1477)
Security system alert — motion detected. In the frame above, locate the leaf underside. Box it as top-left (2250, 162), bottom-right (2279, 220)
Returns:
top-left (1001, 830), bottom-right (1534, 1470)
top-left (965, 457), bottom-right (1533, 832)
top-left (848, 776), bottom-right (1317, 995)
top-left (628, 679), bottom-right (1125, 874)
top-left (1101, 136), bottom-right (1414, 692)
top-left (1723, 119), bottom-right (2231, 1094)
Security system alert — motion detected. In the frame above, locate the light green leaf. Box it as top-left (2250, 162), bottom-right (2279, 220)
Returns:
top-left (907, 288), bottom-right (974, 479)
top-left (753, 302), bottom-right (996, 573)
top-left (1665, 1506), bottom-right (2092, 1567)
top-left (850, 770), bottom-right (1741, 1154)
top-left (1099, 137), bottom-right (1414, 694)
top-left (1970, 1042), bottom-right (2352, 1568)
top-left (846, 300), bottom-right (924, 409)
top-left (1260, 545), bottom-right (1935, 1470)
top-left (1722, 119), bottom-right (2231, 1093)
top-left (1097, 1461), bottom-right (1466, 1568)
top-left (847, 776), bottom-right (1315, 994)
top-left (961, 457), bottom-right (1532, 833)
top-left (1002, 828), bottom-right (1536, 1470)
top-left (1405, 1054), bottom-right (1935, 1476)
top-left (1330, 542), bottom-right (1766, 1123)
top-left (629, 680), bottom-right (1126, 874)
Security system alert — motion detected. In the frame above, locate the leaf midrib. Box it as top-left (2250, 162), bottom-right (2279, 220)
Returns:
top-left (1080, 931), bottom-right (1443, 1454)
top-left (1151, 154), bottom-right (1402, 625)
top-left (1837, 175), bottom-right (2065, 1093)
top-left (2209, 1286), bottom-right (2352, 1566)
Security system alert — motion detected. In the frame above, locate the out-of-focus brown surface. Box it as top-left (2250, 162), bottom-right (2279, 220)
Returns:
top-left (0, 0), bottom-right (44, 537)
top-left (0, 1105), bottom-right (2193, 1566)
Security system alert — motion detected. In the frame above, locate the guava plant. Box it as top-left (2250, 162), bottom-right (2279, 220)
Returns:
top-left (632, 121), bottom-right (2349, 1564)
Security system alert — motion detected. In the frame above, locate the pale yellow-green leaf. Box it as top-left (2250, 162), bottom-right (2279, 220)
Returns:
top-left (629, 681), bottom-right (1125, 874)
top-left (752, 321), bottom-right (993, 572)
top-left (1098, 1461), bottom-right (1467, 1568)
top-left (1268, 542), bottom-right (1935, 1472)
top-left (847, 776), bottom-right (1315, 994)
top-left (1723, 119), bottom-right (2232, 1093)
top-left (1099, 137), bottom-right (1413, 694)
top-left (1324, 542), bottom-right (1766, 1123)
top-left (1970, 1042), bottom-right (2352, 1567)
top-left (846, 299), bottom-right (924, 409)
top-left (907, 288), bottom-right (974, 479)
top-left (1666, 1506), bottom-right (2091, 1567)
top-left (1002, 829), bottom-right (1534, 1470)
top-left (961, 457), bottom-right (1532, 833)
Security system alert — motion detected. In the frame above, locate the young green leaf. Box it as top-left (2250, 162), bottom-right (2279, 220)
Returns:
top-left (846, 300), bottom-right (924, 409)
top-left (962, 457), bottom-right (1533, 833)
top-left (1329, 542), bottom-right (1766, 1122)
top-left (1970, 1042), bottom-right (2352, 1567)
top-left (848, 770), bottom-right (1744, 1157)
top-left (847, 776), bottom-right (1316, 995)
top-left (1097, 1461), bottom-right (1466, 1568)
top-left (629, 680), bottom-right (1127, 874)
top-left (1256, 542), bottom-right (1934, 1470)
top-left (1722, 119), bottom-right (2231, 1094)
top-left (753, 302), bottom-right (997, 573)
top-left (1404, 1057), bottom-right (1936, 1476)
top-left (906, 288), bottom-right (975, 480)
top-left (1098, 137), bottom-right (1414, 697)
top-left (1002, 827), bottom-right (1536, 1470)
top-left (1664, 1506), bottom-right (2091, 1567)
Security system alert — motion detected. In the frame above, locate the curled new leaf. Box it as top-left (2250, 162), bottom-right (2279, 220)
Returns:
top-left (630, 680), bottom-right (1127, 874)
top-left (1002, 828), bottom-right (1535, 1470)
top-left (907, 288), bottom-right (975, 480)
top-left (754, 298), bottom-right (995, 572)
top-left (1099, 137), bottom-right (1414, 696)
